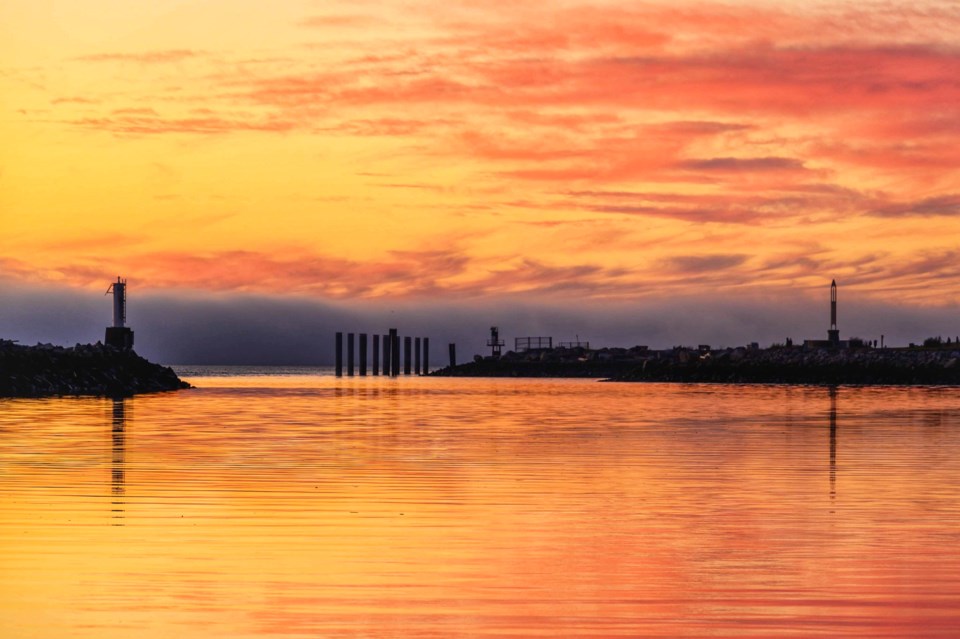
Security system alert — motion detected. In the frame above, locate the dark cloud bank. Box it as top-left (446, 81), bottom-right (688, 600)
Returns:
top-left (2, 279), bottom-right (957, 365)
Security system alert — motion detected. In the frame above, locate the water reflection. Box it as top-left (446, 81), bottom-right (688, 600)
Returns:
top-left (829, 386), bottom-right (837, 502)
top-left (111, 398), bottom-right (125, 525)
top-left (3, 380), bottom-right (960, 638)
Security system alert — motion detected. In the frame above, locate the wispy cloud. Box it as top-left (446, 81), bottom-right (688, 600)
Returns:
top-left (6, 0), bottom-right (960, 311)
top-left (73, 49), bottom-right (204, 64)
top-left (869, 194), bottom-right (960, 217)
top-left (66, 113), bottom-right (298, 135)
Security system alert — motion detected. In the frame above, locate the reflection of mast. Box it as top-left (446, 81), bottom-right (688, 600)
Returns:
top-left (829, 386), bottom-right (837, 502)
top-left (111, 398), bottom-right (126, 525)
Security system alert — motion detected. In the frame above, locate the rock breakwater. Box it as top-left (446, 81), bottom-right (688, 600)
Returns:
top-left (0, 340), bottom-right (191, 397)
top-left (432, 345), bottom-right (960, 385)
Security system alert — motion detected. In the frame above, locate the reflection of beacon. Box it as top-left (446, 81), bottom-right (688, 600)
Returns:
top-left (827, 279), bottom-right (840, 346)
top-left (105, 276), bottom-right (135, 349)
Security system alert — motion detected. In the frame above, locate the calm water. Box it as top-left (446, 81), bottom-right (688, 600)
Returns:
top-left (2, 372), bottom-right (960, 638)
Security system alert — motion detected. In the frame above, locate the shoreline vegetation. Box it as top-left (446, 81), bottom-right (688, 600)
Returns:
top-left (431, 344), bottom-right (960, 385)
top-left (0, 340), bottom-right (191, 398)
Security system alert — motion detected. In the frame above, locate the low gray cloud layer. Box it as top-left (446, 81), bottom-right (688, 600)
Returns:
top-left (2, 279), bottom-right (958, 365)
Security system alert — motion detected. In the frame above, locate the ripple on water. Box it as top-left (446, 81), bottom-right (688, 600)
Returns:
top-left (1, 378), bottom-right (960, 638)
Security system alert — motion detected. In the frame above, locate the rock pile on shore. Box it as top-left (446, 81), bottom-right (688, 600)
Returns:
top-left (433, 345), bottom-right (960, 385)
top-left (613, 346), bottom-right (960, 384)
top-left (433, 346), bottom-right (658, 378)
top-left (0, 340), bottom-right (191, 397)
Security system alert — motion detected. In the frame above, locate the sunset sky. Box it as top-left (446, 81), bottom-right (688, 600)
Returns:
top-left (2, 0), bottom-right (959, 361)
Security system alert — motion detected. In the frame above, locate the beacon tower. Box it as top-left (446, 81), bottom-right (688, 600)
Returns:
top-left (827, 279), bottom-right (839, 346)
top-left (487, 326), bottom-right (504, 359)
top-left (105, 277), bottom-right (135, 349)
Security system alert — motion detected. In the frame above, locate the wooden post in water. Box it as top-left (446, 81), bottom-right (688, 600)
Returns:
top-left (390, 329), bottom-right (400, 376)
top-left (404, 336), bottom-right (412, 375)
top-left (347, 333), bottom-right (355, 376)
top-left (335, 332), bottom-right (343, 377)
top-left (372, 334), bottom-right (380, 375)
top-left (415, 337), bottom-right (421, 375)
top-left (383, 333), bottom-right (391, 376)
top-left (423, 338), bottom-right (429, 375)
top-left (359, 333), bottom-right (367, 376)
top-left (449, 343), bottom-right (456, 368)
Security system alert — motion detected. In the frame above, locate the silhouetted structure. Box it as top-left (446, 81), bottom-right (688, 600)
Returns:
top-left (383, 333), bottom-right (391, 376)
top-left (415, 337), bottom-right (421, 375)
top-left (828, 280), bottom-right (840, 345)
top-left (335, 332), bottom-right (343, 376)
top-left (390, 328), bottom-right (400, 376)
top-left (347, 332), bottom-right (355, 376)
top-left (359, 333), bottom-right (368, 376)
top-left (404, 336), bottom-right (412, 375)
top-left (488, 326), bottom-right (505, 358)
top-left (516, 336), bottom-right (552, 352)
top-left (104, 277), bottom-right (134, 349)
top-left (449, 343), bottom-right (457, 367)
top-left (373, 334), bottom-right (380, 375)
top-left (423, 338), bottom-right (430, 374)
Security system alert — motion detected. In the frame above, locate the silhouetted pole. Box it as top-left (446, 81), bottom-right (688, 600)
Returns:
top-left (830, 279), bottom-right (837, 330)
top-left (828, 279), bottom-right (840, 345)
top-left (390, 329), bottom-right (400, 376)
top-left (383, 333), bottom-right (391, 376)
top-left (449, 343), bottom-right (457, 368)
top-left (335, 332), bottom-right (343, 377)
top-left (347, 333), bottom-right (355, 376)
top-left (372, 334), bottom-right (380, 375)
top-left (359, 333), bottom-right (368, 376)
top-left (423, 338), bottom-right (429, 375)
top-left (415, 337), bottom-right (421, 375)
top-left (404, 336), bottom-right (412, 375)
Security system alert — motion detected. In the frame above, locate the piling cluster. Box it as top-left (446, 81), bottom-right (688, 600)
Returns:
top-left (334, 330), bottom-right (430, 377)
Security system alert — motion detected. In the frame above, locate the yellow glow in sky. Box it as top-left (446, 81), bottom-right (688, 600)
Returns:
top-left (2, 0), bottom-right (960, 303)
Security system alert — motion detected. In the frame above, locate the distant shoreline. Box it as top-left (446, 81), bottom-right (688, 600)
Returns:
top-left (1, 341), bottom-right (191, 398)
top-left (431, 345), bottom-right (960, 385)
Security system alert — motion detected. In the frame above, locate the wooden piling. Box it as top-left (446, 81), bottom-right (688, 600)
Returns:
top-left (414, 337), bottom-right (421, 375)
top-left (383, 333), bottom-right (391, 376)
top-left (347, 333), bottom-right (355, 376)
top-left (449, 343), bottom-right (456, 368)
top-left (390, 329), bottom-right (400, 376)
top-left (359, 333), bottom-right (367, 376)
top-left (372, 334), bottom-right (380, 375)
top-left (335, 332), bottom-right (343, 377)
top-left (404, 336), bottom-right (412, 375)
top-left (423, 338), bottom-right (429, 374)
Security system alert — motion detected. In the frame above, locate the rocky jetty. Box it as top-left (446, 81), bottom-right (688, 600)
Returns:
top-left (432, 345), bottom-right (960, 385)
top-left (433, 346), bottom-right (658, 379)
top-left (611, 346), bottom-right (960, 385)
top-left (0, 340), bottom-right (191, 397)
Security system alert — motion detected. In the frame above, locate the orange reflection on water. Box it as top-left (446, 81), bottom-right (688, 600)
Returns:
top-left (2, 379), bottom-right (960, 637)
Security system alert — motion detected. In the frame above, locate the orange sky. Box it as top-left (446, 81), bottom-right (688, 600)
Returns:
top-left (2, 0), bottom-right (960, 306)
